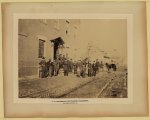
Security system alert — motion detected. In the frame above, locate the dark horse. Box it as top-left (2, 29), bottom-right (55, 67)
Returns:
top-left (105, 63), bottom-right (117, 71)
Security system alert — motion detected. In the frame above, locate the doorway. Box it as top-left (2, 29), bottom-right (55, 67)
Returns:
top-left (50, 37), bottom-right (64, 60)
top-left (54, 42), bottom-right (59, 60)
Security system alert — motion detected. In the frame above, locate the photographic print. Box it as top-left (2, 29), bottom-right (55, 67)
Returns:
top-left (18, 18), bottom-right (128, 99)
top-left (3, 2), bottom-right (148, 117)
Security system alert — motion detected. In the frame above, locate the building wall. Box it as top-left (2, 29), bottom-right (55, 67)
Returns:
top-left (57, 19), bottom-right (81, 60)
top-left (19, 19), bottom-right (52, 78)
top-left (18, 19), bottom-right (81, 78)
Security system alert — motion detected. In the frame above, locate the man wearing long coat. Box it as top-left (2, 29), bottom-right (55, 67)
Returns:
top-left (39, 57), bottom-right (47, 78)
top-left (47, 59), bottom-right (53, 77)
top-left (63, 59), bottom-right (69, 76)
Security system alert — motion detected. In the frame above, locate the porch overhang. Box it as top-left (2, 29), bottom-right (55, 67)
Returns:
top-left (50, 37), bottom-right (64, 45)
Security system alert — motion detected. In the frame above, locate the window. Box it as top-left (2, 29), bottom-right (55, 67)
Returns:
top-left (38, 39), bottom-right (45, 58)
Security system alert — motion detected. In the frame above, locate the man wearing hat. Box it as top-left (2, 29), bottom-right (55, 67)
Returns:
top-left (63, 59), bottom-right (69, 76)
top-left (39, 57), bottom-right (47, 78)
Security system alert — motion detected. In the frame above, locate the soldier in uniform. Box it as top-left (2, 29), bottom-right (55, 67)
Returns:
top-left (95, 59), bottom-right (100, 73)
top-left (73, 61), bottom-right (77, 74)
top-left (39, 57), bottom-right (47, 78)
top-left (63, 59), bottom-right (69, 76)
top-left (47, 58), bottom-right (53, 77)
top-left (88, 61), bottom-right (92, 77)
top-left (55, 58), bottom-right (60, 76)
top-left (92, 61), bottom-right (97, 77)
top-left (53, 60), bottom-right (57, 76)
top-left (69, 59), bottom-right (74, 73)
top-left (81, 64), bottom-right (86, 78)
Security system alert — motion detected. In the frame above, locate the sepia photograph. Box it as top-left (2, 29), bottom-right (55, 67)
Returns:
top-left (2, 2), bottom-right (148, 117)
top-left (18, 19), bottom-right (127, 99)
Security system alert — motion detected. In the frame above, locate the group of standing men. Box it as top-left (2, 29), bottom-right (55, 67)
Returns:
top-left (77, 59), bottom-right (104, 78)
top-left (39, 56), bottom-right (104, 78)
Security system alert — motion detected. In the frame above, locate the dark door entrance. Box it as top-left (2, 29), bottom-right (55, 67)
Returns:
top-left (54, 42), bottom-right (59, 60)
top-left (50, 37), bottom-right (64, 60)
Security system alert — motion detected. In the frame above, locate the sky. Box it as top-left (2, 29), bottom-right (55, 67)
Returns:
top-left (74, 19), bottom-right (127, 63)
